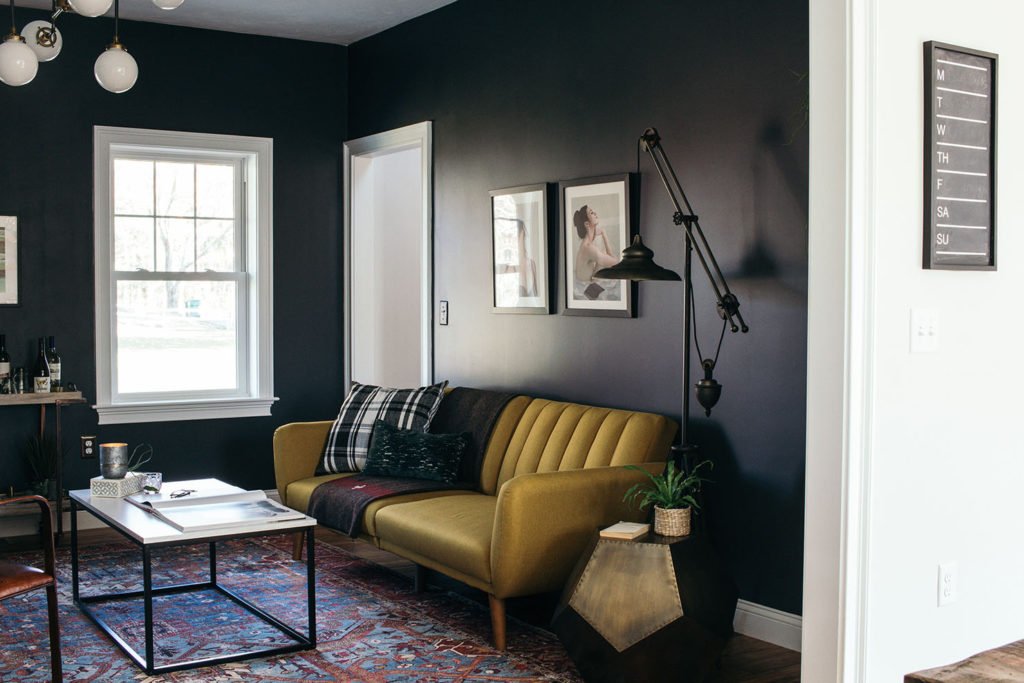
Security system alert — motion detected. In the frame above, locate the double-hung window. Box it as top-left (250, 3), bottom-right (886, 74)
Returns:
top-left (94, 126), bottom-right (275, 424)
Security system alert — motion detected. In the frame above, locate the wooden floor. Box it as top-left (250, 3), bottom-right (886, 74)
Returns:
top-left (8, 526), bottom-right (801, 682)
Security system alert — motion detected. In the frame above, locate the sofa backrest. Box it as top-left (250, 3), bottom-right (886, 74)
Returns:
top-left (479, 397), bottom-right (677, 495)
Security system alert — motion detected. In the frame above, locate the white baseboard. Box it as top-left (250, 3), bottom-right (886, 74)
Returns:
top-left (733, 599), bottom-right (802, 652)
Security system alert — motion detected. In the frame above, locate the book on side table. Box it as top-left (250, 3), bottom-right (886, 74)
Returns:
top-left (599, 521), bottom-right (651, 540)
top-left (125, 482), bottom-right (304, 533)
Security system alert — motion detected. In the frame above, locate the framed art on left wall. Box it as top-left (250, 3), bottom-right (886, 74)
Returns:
top-left (560, 174), bottom-right (635, 318)
top-left (0, 216), bottom-right (18, 306)
top-left (490, 184), bottom-right (551, 314)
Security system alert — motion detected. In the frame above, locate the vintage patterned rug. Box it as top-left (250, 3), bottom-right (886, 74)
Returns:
top-left (0, 535), bottom-right (581, 682)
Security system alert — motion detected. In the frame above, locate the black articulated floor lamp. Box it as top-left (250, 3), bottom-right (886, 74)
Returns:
top-left (594, 127), bottom-right (749, 471)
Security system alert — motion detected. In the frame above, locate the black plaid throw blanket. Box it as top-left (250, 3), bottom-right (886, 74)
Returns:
top-left (308, 387), bottom-right (517, 537)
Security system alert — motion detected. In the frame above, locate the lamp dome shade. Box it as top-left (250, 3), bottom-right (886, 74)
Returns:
top-left (68, 0), bottom-right (113, 17)
top-left (94, 44), bottom-right (138, 93)
top-left (593, 235), bottom-right (681, 281)
top-left (152, 0), bottom-right (184, 8)
top-left (21, 20), bottom-right (62, 62)
top-left (0, 35), bottom-right (39, 86)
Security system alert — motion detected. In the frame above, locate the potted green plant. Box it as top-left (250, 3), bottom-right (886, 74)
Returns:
top-left (26, 435), bottom-right (61, 501)
top-left (623, 460), bottom-right (712, 536)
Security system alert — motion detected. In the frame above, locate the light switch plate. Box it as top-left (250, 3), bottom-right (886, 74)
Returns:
top-left (911, 308), bottom-right (939, 353)
top-left (439, 300), bottom-right (449, 326)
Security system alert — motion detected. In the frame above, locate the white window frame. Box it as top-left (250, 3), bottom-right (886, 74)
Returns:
top-left (93, 126), bottom-right (276, 424)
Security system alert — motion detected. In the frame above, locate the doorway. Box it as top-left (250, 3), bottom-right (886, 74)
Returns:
top-left (343, 122), bottom-right (433, 389)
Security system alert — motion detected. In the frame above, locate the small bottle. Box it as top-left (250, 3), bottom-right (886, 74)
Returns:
top-left (0, 334), bottom-right (10, 394)
top-left (33, 337), bottom-right (51, 393)
top-left (46, 336), bottom-right (61, 392)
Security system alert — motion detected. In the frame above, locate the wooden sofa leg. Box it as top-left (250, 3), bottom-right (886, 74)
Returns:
top-left (414, 564), bottom-right (428, 593)
top-left (292, 531), bottom-right (305, 561)
top-left (488, 594), bottom-right (507, 651)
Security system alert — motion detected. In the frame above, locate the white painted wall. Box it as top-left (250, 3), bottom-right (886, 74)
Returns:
top-left (349, 147), bottom-right (426, 388)
top-left (806, 0), bottom-right (1024, 680)
top-left (864, 0), bottom-right (1023, 679)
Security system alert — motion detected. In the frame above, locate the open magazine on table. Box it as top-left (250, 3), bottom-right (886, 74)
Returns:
top-left (125, 486), bottom-right (305, 533)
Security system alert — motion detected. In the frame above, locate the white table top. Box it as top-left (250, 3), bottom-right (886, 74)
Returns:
top-left (70, 478), bottom-right (316, 545)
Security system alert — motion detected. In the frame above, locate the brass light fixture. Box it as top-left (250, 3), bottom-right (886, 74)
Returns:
top-left (0, 0), bottom-right (185, 92)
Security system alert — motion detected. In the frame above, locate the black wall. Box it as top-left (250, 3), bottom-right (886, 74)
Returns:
top-left (348, 0), bottom-right (809, 613)
top-left (0, 13), bottom-right (348, 493)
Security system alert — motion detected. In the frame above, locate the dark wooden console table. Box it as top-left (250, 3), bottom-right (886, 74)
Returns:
top-left (0, 391), bottom-right (87, 539)
top-left (906, 639), bottom-right (1024, 682)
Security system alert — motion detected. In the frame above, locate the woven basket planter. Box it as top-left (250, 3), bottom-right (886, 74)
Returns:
top-left (653, 506), bottom-right (692, 537)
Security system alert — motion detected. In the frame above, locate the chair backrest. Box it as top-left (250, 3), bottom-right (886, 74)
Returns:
top-left (0, 495), bottom-right (56, 586)
top-left (478, 397), bottom-right (677, 495)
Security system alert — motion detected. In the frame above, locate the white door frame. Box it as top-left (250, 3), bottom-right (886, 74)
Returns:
top-left (342, 121), bottom-right (433, 389)
top-left (803, 0), bottom-right (877, 680)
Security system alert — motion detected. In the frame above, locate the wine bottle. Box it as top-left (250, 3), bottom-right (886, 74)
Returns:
top-left (46, 335), bottom-right (61, 392)
top-left (33, 337), bottom-right (51, 393)
top-left (0, 334), bottom-right (10, 394)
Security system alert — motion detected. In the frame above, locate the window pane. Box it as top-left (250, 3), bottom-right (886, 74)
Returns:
top-left (114, 159), bottom-right (154, 215)
top-left (116, 280), bottom-right (238, 393)
top-left (155, 161), bottom-right (195, 217)
top-left (114, 217), bottom-right (154, 271)
top-left (196, 219), bottom-right (235, 272)
top-left (196, 164), bottom-right (235, 219)
top-left (156, 218), bottom-right (195, 272)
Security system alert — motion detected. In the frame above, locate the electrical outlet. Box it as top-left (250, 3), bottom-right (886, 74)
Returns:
top-left (81, 435), bottom-right (97, 459)
top-left (938, 562), bottom-right (957, 606)
top-left (439, 300), bottom-right (449, 326)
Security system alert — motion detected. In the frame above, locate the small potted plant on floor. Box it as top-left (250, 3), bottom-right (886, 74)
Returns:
top-left (623, 460), bottom-right (712, 537)
top-left (26, 435), bottom-right (60, 501)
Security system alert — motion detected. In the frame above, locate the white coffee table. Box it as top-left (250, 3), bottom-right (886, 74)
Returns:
top-left (69, 478), bottom-right (318, 675)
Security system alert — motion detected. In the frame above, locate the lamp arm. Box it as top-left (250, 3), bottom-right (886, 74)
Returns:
top-left (641, 128), bottom-right (749, 333)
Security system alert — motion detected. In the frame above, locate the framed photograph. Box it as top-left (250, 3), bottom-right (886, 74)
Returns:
top-left (0, 216), bottom-right (17, 306)
top-left (491, 184), bottom-right (550, 314)
top-left (560, 174), bottom-right (635, 318)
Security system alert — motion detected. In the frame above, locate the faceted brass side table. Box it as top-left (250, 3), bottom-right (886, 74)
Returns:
top-left (552, 531), bottom-right (737, 683)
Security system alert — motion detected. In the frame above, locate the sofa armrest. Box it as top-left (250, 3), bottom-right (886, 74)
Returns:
top-left (490, 462), bottom-right (663, 598)
top-left (273, 421), bottom-right (333, 506)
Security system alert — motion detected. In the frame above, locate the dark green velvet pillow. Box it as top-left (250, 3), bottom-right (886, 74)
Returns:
top-left (363, 419), bottom-right (468, 484)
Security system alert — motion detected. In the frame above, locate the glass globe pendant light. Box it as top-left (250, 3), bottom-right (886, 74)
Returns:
top-left (21, 19), bottom-right (61, 62)
top-left (94, 0), bottom-right (136, 93)
top-left (67, 0), bottom-right (112, 18)
top-left (152, 0), bottom-right (184, 9)
top-left (0, 0), bottom-right (38, 86)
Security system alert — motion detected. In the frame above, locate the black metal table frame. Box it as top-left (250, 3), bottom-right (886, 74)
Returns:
top-left (70, 499), bottom-right (317, 675)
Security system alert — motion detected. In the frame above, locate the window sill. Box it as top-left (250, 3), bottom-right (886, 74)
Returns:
top-left (94, 397), bottom-right (279, 425)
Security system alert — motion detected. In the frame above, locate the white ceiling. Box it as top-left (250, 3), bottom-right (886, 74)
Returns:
top-left (18, 0), bottom-right (458, 45)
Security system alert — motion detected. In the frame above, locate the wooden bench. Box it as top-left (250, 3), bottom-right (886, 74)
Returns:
top-left (906, 639), bottom-right (1024, 682)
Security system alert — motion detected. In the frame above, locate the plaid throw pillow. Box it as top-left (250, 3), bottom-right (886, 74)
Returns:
top-left (317, 381), bottom-right (448, 474)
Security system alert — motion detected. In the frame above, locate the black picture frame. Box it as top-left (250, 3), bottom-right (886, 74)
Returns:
top-left (923, 41), bottom-right (997, 270)
top-left (0, 216), bottom-right (19, 307)
top-left (489, 183), bottom-right (552, 314)
top-left (559, 174), bottom-right (636, 318)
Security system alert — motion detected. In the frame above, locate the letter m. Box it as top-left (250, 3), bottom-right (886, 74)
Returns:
top-left (937, 68), bottom-right (945, 81)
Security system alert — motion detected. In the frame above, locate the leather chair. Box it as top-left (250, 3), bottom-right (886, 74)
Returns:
top-left (0, 495), bottom-right (62, 681)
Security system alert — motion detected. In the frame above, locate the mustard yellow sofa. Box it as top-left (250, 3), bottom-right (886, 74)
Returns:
top-left (273, 394), bottom-right (677, 649)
